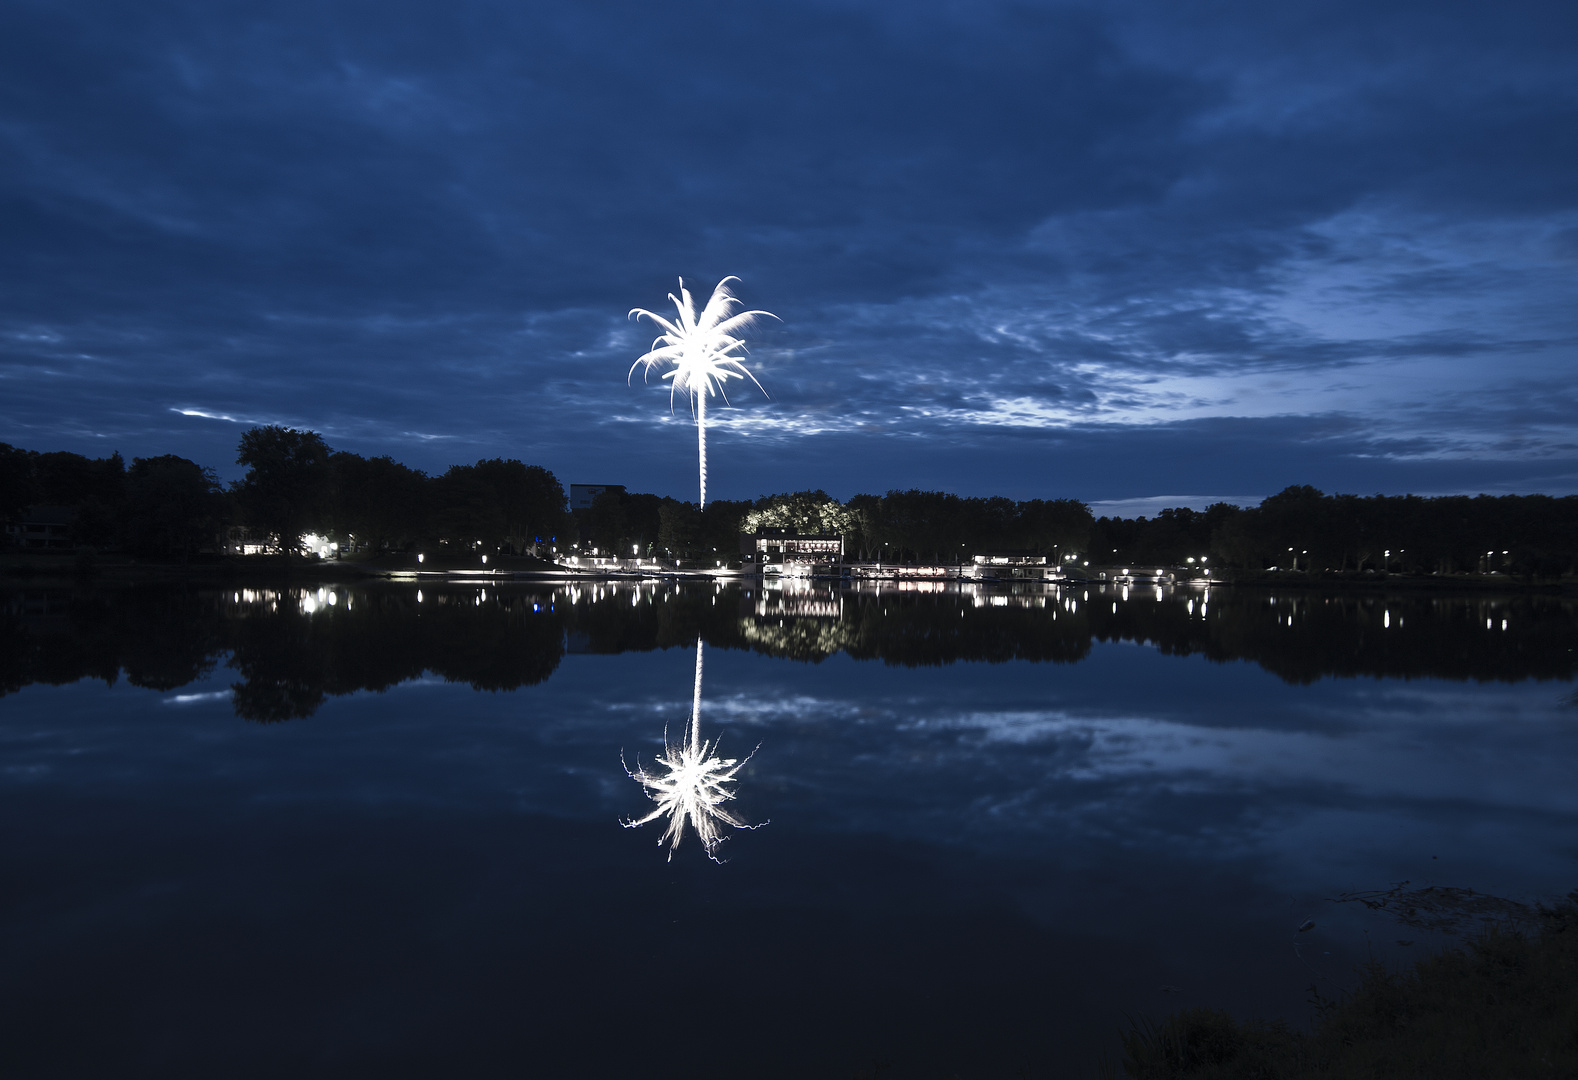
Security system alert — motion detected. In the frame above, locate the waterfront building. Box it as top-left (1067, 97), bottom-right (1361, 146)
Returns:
top-left (4, 506), bottom-right (77, 550)
top-left (964, 551), bottom-right (1051, 582)
top-left (1085, 565), bottom-right (1179, 583)
top-left (742, 528), bottom-right (845, 576)
top-left (224, 526), bottom-right (278, 556)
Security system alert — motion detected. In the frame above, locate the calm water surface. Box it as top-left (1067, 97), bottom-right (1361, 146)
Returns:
top-left (2, 580), bottom-right (1575, 1078)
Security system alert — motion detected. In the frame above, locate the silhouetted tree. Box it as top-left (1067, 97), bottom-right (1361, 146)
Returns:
top-left (844, 493), bottom-right (881, 559)
top-left (327, 452), bottom-right (431, 552)
top-left (699, 499), bottom-right (751, 559)
top-left (658, 500), bottom-right (703, 558)
top-left (123, 455), bottom-right (228, 558)
top-left (624, 493), bottom-right (665, 555)
top-left (580, 489), bottom-right (628, 553)
top-left (28, 449), bottom-right (126, 546)
top-left (433, 464), bottom-right (508, 549)
top-left (1258, 485), bottom-right (1332, 570)
top-left (236, 427), bottom-right (332, 552)
top-left (30, 449), bottom-right (126, 508)
top-left (1015, 498), bottom-right (1093, 555)
top-left (467, 458), bottom-right (567, 553)
top-left (577, 489), bottom-right (665, 556)
top-left (0, 443), bottom-right (33, 530)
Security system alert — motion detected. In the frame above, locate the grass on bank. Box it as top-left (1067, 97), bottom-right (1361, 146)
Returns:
top-left (1102, 892), bottom-right (1578, 1079)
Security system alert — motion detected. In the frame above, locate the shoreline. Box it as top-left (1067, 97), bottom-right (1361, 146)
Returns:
top-left (1102, 891), bottom-right (1578, 1079)
top-left (2, 551), bottom-right (1574, 594)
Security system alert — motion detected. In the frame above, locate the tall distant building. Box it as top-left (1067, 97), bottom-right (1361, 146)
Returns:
top-left (569, 484), bottom-right (625, 511)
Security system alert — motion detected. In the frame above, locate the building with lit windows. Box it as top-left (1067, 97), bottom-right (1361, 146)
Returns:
top-left (742, 528), bottom-right (844, 574)
top-left (964, 551), bottom-right (1051, 582)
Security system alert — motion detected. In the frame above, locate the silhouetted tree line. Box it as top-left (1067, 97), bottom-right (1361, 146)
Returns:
top-left (3, 582), bottom-right (1571, 721)
top-left (0, 442), bottom-right (225, 557)
top-left (0, 428), bottom-right (568, 558)
top-left (568, 482), bottom-right (1578, 580)
top-left (1092, 485), bottom-right (1578, 580)
top-left (5, 434), bottom-right (1575, 577)
top-left (233, 426), bottom-right (569, 555)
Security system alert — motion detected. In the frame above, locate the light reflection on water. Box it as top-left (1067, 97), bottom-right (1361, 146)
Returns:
top-left (0, 579), bottom-right (1574, 1077)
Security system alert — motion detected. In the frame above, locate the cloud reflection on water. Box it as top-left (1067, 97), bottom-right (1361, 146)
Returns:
top-left (3, 579), bottom-right (1573, 899)
top-left (588, 643), bottom-right (1578, 902)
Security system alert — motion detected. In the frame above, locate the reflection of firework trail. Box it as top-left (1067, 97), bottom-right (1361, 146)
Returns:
top-left (623, 637), bottom-right (761, 861)
top-left (629, 277), bottom-right (776, 508)
top-left (690, 632), bottom-right (704, 747)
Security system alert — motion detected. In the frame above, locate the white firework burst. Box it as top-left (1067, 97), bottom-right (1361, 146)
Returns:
top-left (629, 276), bottom-right (776, 508)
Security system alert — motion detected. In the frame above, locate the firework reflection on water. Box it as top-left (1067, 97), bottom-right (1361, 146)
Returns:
top-left (623, 637), bottom-right (762, 860)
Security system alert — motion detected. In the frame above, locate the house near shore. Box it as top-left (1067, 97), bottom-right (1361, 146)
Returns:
top-left (964, 551), bottom-right (1051, 582)
top-left (5, 506), bottom-right (77, 550)
top-left (225, 526), bottom-right (279, 556)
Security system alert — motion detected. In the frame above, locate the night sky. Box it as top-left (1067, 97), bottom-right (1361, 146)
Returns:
top-left (2, 1), bottom-right (1575, 512)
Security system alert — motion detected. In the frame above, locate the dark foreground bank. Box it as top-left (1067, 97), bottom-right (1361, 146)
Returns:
top-left (1103, 893), bottom-right (1578, 1080)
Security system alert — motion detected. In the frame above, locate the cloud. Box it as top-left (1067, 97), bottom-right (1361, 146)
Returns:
top-left (0, 0), bottom-right (1573, 496)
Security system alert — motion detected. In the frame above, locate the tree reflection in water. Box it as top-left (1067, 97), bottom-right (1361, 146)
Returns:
top-left (622, 636), bottom-right (760, 861)
top-left (2, 581), bottom-right (1575, 723)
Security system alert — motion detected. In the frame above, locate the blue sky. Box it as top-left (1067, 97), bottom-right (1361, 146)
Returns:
top-left (1, 0), bottom-right (1575, 506)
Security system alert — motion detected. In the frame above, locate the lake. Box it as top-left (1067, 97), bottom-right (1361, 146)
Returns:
top-left (2, 578), bottom-right (1575, 1078)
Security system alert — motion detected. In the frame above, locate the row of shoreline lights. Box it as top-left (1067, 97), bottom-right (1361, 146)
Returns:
top-left (396, 551), bottom-right (1364, 573)
top-left (288, 541), bottom-right (1533, 575)
top-left (271, 585), bottom-right (1513, 639)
